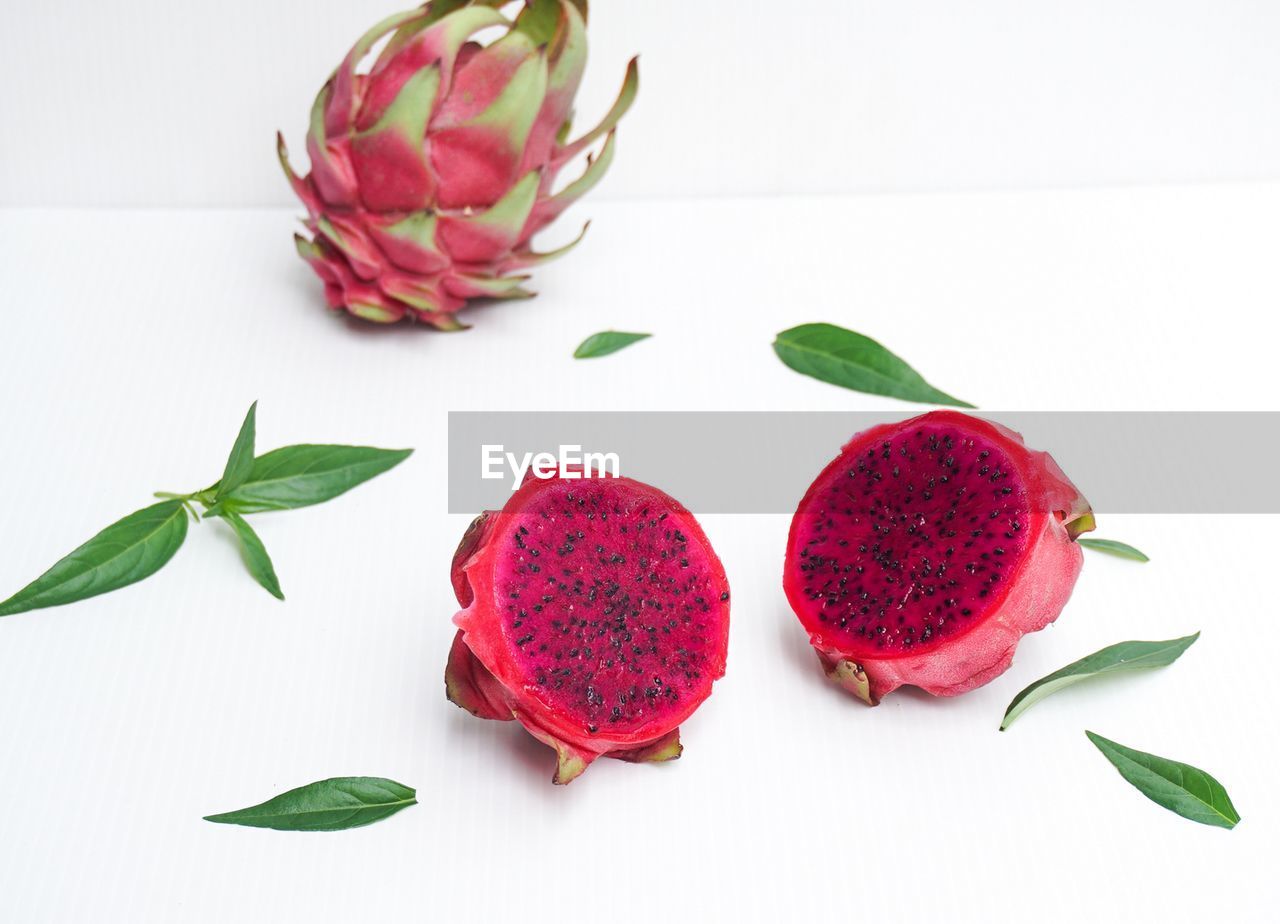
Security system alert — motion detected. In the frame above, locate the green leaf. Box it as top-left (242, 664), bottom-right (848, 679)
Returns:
top-left (1085, 731), bottom-right (1240, 829)
top-left (204, 777), bottom-right (417, 832)
top-left (573, 330), bottom-right (652, 359)
top-left (1000, 633), bottom-right (1199, 730)
top-left (0, 501), bottom-right (189, 617)
top-left (217, 510), bottom-right (283, 600)
top-left (215, 401), bottom-right (257, 500)
top-left (210, 445), bottom-right (413, 514)
top-left (1078, 538), bottom-right (1150, 562)
top-left (773, 323), bottom-right (974, 407)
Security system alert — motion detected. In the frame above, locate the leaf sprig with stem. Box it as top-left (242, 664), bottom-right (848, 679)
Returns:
top-left (0, 402), bottom-right (411, 616)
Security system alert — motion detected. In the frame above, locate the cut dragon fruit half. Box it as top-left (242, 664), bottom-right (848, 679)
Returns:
top-left (784, 411), bottom-right (1094, 705)
top-left (448, 471), bottom-right (730, 784)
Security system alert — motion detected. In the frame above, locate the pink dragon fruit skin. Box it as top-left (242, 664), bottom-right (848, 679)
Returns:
top-left (279, 0), bottom-right (638, 328)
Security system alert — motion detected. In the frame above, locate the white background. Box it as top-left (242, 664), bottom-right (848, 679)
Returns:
top-left (1, 187), bottom-right (1278, 922)
top-left (3, 0), bottom-right (1280, 205)
top-left (2, 1), bottom-right (1279, 923)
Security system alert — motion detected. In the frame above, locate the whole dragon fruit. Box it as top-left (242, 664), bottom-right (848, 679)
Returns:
top-left (279, 0), bottom-right (637, 328)
top-left (447, 471), bottom-right (731, 784)
top-left (784, 411), bottom-right (1094, 705)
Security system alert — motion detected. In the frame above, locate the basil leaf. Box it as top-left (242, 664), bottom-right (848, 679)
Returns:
top-left (217, 510), bottom-right (283, 600)
top-left (1085, 731), bottom-right (1240, 829)
top-left (204, 777), bottom-right (416, 831)
top-left (574, 330), bottom-right (652, 359)
top-left (215, 401), bottom-right (257, 500)
top-left (213, 445), bottom-right (412, 513)
top-left (773, 323), bottom-right (974, 407)
top-left (1078, 538), bottom-right (1149, 562)
top-left (0, 500), bottom-right (189, 617)
top-left (1001, 633), bottom-right (1199, 730)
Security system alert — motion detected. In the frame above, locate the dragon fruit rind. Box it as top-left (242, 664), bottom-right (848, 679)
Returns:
top-left (784, 411), bottom-right (1094, 705)
top-left (447, 471), bottom-right (730, 784)
top-left (279, 0), bottom-right (637, 328)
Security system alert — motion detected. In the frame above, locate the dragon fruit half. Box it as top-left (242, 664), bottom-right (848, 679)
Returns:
top-left (447, 471), bottom-right (731, 784)
top-left (279, 0), bottom-right (637, 328)
top-left (785, 411), bottom-right (1094, 705)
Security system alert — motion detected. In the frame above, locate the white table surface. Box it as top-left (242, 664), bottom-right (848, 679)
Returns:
top-left (1, 184), bottom-right (1276, 922)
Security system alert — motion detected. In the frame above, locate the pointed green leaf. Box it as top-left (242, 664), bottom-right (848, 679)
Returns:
top-left (1086, 731), bottom-right (1240, 829)
top-left (1000, 633), bottom-right (1199, 730)
top-left (573, 330), bottom-right (651, 359)
top-left (1078, 538), bottom-right (1150, 562)
top-left (0, 501), bottom-right (188, 617)
top-left (204, 777), bottom-right (416, 832)
top-left (773, 323), bottom-right (974, 407)
top-left (211, 446), bottom-right (412, 513)
top-left (217, 510), bottom-right (283, 600)
top-left (215, 402), bottom-right (257, 501)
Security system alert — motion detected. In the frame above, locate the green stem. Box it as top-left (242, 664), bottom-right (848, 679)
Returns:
top-left (154, 488), bottom-right (218, 509)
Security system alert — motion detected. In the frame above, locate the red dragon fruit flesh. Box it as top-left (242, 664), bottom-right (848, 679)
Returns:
top-left (447, 471), bottom-right (730, 784)
top-left (784, 411), bottom-right (1094, 705)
